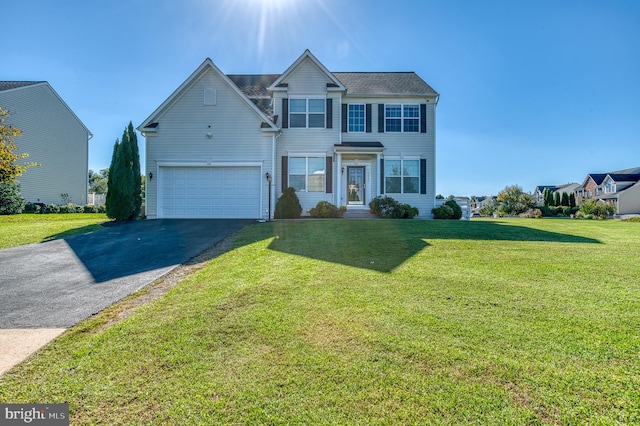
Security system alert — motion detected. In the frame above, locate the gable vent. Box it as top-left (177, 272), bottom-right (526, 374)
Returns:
top-left (204, 88), bottom-right (217, 105)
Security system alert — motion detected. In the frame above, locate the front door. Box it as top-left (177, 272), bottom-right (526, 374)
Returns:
top-left (347, 166), bottom-right (365, 205)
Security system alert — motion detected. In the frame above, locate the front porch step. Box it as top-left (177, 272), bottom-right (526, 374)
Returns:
top-left (343, 209), bottom-right (379, 219)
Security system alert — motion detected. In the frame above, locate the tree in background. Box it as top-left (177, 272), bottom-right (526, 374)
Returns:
top-left (105, 123), bottom-right (141, 221)
top-left (569, 192), bottom-right (576, 208)
top-left (88, 168), bottom-right (109, 194)
top-left (496, 185), bottom-right (535, 216)
top-left (561, 192), bottom-right (570, 207)
top-left (553, 191), bottom-right (561, 207)
top-left (543, 188), bottom-right (551, 206)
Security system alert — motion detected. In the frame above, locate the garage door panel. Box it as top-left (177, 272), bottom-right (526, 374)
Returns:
top-left (159, 166), bottom-right (261, 218)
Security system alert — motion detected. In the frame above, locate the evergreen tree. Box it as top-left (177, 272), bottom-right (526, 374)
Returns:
top-left (105, 123), bottom-right (140, 221)
top-left (543, 188), bottom-right (551, 206)
top-left (561, 192), bottom-right (570, 206)
top-left (105, 139), bottom-right (120, 219)
top-left (553, 191), bottom-right (561, 207)
top-left (126, 122), bottom-right (142, 218)
top-left (569, 192), bottom-right (576, 208)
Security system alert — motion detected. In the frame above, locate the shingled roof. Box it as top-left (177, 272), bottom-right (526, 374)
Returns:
top-left (0, 81), bottom-right (44, 92)
top-left (333, 72), bottom-right (438, 96)
top-left (227, 72), bottom-right (438, 118)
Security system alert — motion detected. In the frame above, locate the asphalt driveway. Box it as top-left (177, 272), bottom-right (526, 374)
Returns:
top-left (0, 219), bottom-right (253, 328)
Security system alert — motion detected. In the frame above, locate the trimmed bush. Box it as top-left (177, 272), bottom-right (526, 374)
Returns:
top-left (578, 199), bottom-right (616, 219)
top-left (432, 199), bottom-right (462, 220)
top-left (432, 204), bottom-right (454, 219)
top-left (0, 181), bottom-right (26, 215)
top-left (46, 204), bottom-right (60, 213)
top-left (369, 196), bottom-right (419, 219)
top-left (274, 187), bottom-right (303, 219)
top-left (309, 201), bottom-right (346, 218)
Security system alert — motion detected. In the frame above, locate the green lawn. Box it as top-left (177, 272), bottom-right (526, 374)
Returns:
top-left (0, 214), bottom-right (109, 249)
top-left (1, 219), bottom-right (639, 424)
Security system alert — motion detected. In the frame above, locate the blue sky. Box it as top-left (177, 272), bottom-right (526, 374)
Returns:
top-left (4, 0), bottom-right (639, 196)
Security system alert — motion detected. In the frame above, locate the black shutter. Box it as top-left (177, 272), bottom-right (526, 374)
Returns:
top-left (326, 98), bottom-right (333, 129)
top-left (420, 104), bottom-right (427, 133)
top-left (378, 104), bottom-right (384, 133)
top-left (326, 157), bottom-right (333, 193)
top-left (281, 156), bottom-right (288, 193)
top-left (366, 104), bottom-right (372, 133)
top-left (341, 104), bottom-right (347, 133)
top-left (420, 159), bottom-right (427, 194)
top-left (282, 98), bottom-right (288, 129)
top-left (380, 158), bottom-right (385, 194)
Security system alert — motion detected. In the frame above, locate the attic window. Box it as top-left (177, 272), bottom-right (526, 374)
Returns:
top-left (204, 88), bottom-right (217, 106)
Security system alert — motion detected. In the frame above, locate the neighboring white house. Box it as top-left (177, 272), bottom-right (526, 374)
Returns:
top-left (0, 81), bottom-right (92, 205)
top-left (139, 50), bottom-right (439, 220)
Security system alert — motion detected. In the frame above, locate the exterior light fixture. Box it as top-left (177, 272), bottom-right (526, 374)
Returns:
top-left (149, 172), bottom-right (153, 180)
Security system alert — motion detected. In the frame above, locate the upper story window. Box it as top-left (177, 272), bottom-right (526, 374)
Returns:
top-left (385, 104), bottom-right (420, 132)
top-left (289, 156), bottom-right (325, 192)
top-left (604, 180), bottom-right (616, 193)
top-left (348, 104), bottom-right (365, 132)
top-left (290, 98), bottom-right (325, 128)
top-left (385, 159), bottom-right (419, 193)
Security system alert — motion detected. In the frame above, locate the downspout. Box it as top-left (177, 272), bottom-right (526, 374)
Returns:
top-left (271, 130), bottom-right (281, 220)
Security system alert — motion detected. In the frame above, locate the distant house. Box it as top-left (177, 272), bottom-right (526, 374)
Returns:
top-left (576, 167), bottom-right (640, 215)
top-left (138, 50), bottom-right (439, 219)
top-left (533, 183), bottom-right (580, 205)
top-left (0, 81), bottom-right (92, 205)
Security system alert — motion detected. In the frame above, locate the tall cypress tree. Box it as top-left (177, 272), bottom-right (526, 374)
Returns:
top-left (105, 139), bottom-right (120, 219)
top-left (106, 123), bottom-right (139, 221)
top-left (553, 191), bottom-right (561, 207)
top-left (127, 122), bottom-right (142, 218)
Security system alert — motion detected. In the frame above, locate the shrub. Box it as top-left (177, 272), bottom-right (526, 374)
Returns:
top-left (432, 204), bottom-right (454, 219)
top-left (309, 201), bottom-right (346, 218)
top-left (83, 204), bottom-right (99, 213)
top-left (519, 208), bottom-right (542, 218)
top-left (579, 199), bottom-right (616, 219)
top-left (46, 204), bottom-right (60, 213)
top-left (369, 196), bottom-right (419, 219)
top-left (274, 187), bottom-right (302, 219)
top-left (432, 199), bottom-right (462, 220)
top-left (0, 181), bottom-right (26, 214)
top-left (23, 202), bottom-right (42, 213)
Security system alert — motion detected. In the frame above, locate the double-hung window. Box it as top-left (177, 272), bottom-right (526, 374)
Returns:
top-left (289, 157), bottom-right (325, 192)
top-left (385, 104), bottom-right (420, 132)
top-left (348, 104), bottom-right (365, 132)
top-left (290, 99), bottom-right (325, 128)
top-left (385, 159), bottom-right (419, 193)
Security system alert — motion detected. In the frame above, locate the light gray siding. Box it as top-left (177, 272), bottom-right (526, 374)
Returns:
top-left (144, 67), bottom-right (273, 219)
top-left (0, 83), bottom-right (90, 205)
top-left (340, 96), bottom-right (437, 218)
top-left (618, 182), bottom-right (640, 215)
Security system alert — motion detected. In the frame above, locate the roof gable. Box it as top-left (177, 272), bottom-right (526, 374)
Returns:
top-left (139, 59), bottom-right (278, 132)
top-left (0, 81), bottom-right (92, 137)
top-left (268, 50), bottom-right (345, 91)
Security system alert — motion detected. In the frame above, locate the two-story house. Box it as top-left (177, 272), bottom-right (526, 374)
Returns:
top-left (0, 81), bottom-right (92, 205)
top-left (139, 50), bottom-right (439, 220)
top-left (575, 167), bottom-right (640, 215)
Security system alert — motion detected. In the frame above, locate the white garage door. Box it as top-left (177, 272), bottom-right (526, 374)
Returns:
top-left (159, 166), bottom-right (261, 218)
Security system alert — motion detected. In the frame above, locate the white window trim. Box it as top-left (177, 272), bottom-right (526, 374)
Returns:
top-left (384, 157), bottom-right (420, 194)
top-left (347, 103), bottom-right (365, 133)
top-left (384, 103), bottom-right (420, 133)
top-left (289, 97), bottom-right (326, 129)
top-left (288, 155), bottom-right (326, 193)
